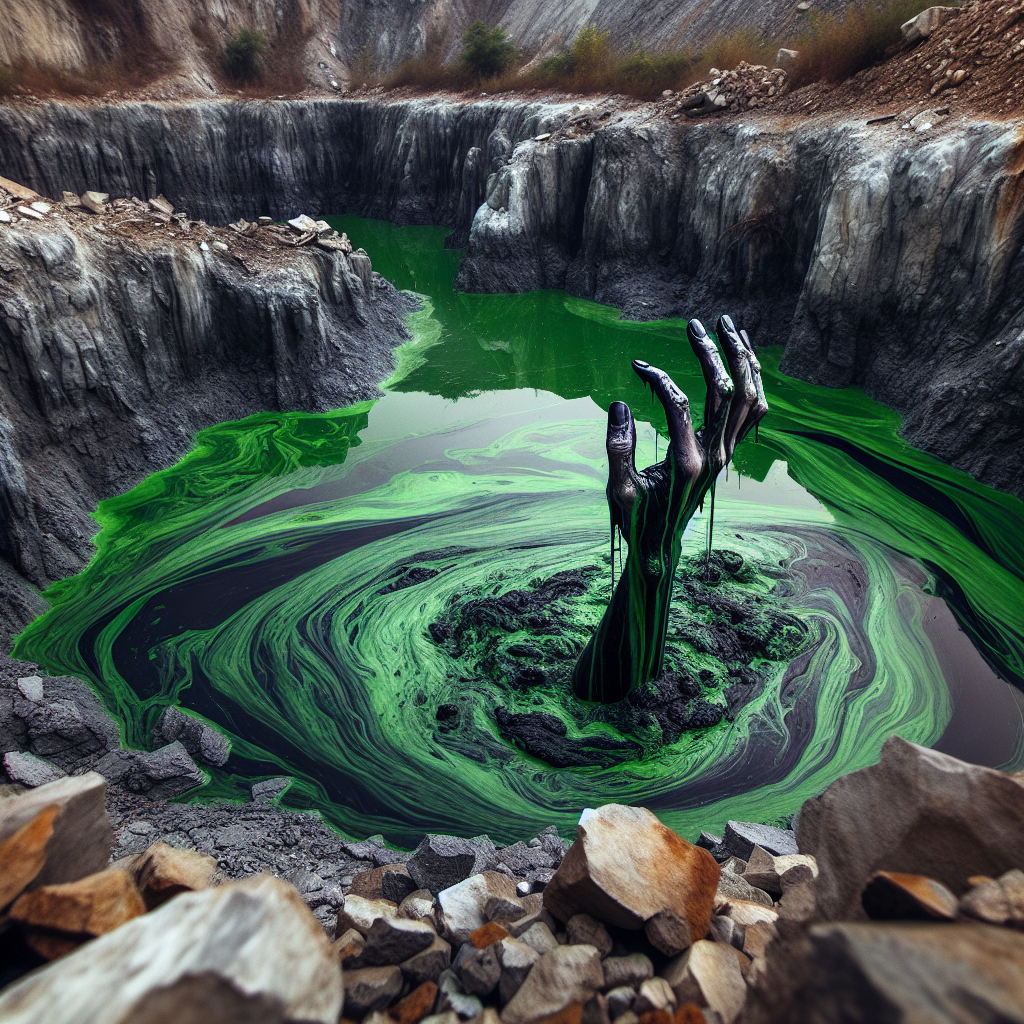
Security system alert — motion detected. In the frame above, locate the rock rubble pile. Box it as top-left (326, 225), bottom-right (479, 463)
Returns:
top-left (657, 64), bottom-right (789, 120)
top-left (2, 737), bottom-right (1024, 1022)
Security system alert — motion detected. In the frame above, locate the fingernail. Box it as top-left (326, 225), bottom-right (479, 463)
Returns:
top-left (721, 314), bottom-right (735, 332)
top-left (609, 401), bottom-right (629, 426)
top-left (689, 319), bottom-right (707, 338)
top-left (632, 359), bottom-right (650, 369)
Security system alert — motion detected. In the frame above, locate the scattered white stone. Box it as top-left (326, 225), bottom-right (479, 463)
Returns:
top-left (17, 675), bottom-right (44, 702)
top-left (29, 201), bottom-right (51, 214)
top-left (16, 206), bottom-right (43, 220)
top-left (80, 191), bottom-right (109, 214)
top-left (199, 241), bottom-right (209, 250)
top-left (213, 240), bottom-right (229, 251)
top-left (288, 214), bottom-right (319, 234)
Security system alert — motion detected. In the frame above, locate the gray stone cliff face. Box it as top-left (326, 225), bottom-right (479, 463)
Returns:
top-left (0, 211), bottom-right (414, 629)
top-left (0, 97), bottom-right (1020, 508)
top-left (0, 99), bottom-right (555, 230)
top-left (460, 115), bottom-right (1024, 499)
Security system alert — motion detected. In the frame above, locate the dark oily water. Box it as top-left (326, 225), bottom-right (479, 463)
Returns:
top-left (15, 218), bottom-right (1024, 845)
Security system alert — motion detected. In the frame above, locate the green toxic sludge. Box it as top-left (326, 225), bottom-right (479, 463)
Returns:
top-left (13, 217), bottom-right (1024, 845)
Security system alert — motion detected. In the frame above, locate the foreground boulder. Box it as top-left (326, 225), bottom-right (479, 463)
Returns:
top-left (500, 943), bottom-right (604, 1024)
top-left (94, 741), bottom-right (205, 800)
top-left (543, 805), bottom-right (719, 945)
top-left (0, 873), bottom-right (343, 1023)
top-left (10, 867), bottom-right (145, 959)
top-left (787, 921), bottom-right (1024, 1021)
top-left (0, 772), bottom-right (111, 890)
top-left (797, 737), bottom-right (1024, 920)
top-left (129, 841), bottom-right (217, 910)
top-left (438, 872), bottom-right (520, 944)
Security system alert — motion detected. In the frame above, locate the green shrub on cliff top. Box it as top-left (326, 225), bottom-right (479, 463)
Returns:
top-left (224, 29), bottom-right (269, 82)
top-left (461, 22), bottom-right (515, 79)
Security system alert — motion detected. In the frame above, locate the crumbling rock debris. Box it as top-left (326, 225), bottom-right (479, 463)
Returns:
top-left (658, 62), bottom-right (788, 120)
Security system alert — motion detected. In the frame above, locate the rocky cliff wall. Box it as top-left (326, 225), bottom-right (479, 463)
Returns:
top-left (0, 98), bottom-right (554, 230)
top-left (0, 208), bottom-right (414, 639)
top-left (0, 96), bottom-right (1020, 501)
top-left (459, 114), bottom-right (1024, 498)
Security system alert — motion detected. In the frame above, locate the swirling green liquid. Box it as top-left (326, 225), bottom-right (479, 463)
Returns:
top-left (14, 218), bottom-right (1024, 845)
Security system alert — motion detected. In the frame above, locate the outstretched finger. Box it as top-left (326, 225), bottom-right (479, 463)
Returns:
top-left (606, 401), bottom-right (638, 523)
top-left (740, 329), bottom-right (769, 439)
top-left (631, 360), bottom-right (703, 477)
top-left (687, 318), bottom-right (733, 463)
top-left (717, 315), bottom-right (762, 455)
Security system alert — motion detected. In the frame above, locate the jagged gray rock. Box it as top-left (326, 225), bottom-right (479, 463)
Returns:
top-left (95, 741), bottom-right (206, 800)
top-left (457, 111), bottom-right (1024, 499)
top-left (2, 750), bottom-right (65, 788)
top-left (408, 834), bottom-right (497, 893)
top-left (723, 821), bottom-right (798, 860)
top-left (153, 706), bottom-right (230, 768)
top-left (0, 873), bottom-right (343, 1023)
top-left (797, 737), bottom-right (1024, 921)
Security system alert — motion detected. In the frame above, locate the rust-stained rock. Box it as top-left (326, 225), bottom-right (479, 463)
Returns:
top-left (0, 773), bottom-right (111, 889)
top-left (352, 863), bottom-right (418, 904)
top-left (959, 869), bottom-right (1024, 927)
top-left (439, 872), bottom-right (519, 945)
top-left (9, 867), bottom-right (145, 938)
top-left (0, 805), bottom-right (58, 909)
top-left (335, 926), bottom-right (367, 968)
top-left (470, 920), bottom-right (510, 947)
top-left (543, 805), bottom-right (719, 944)
top-left (797, 737), bottom-right (1024, 920)
top-left (0, 873), bottom-right (342, 1023)
top-left (532, 1006), bottom-right (584, 1024)
top-left (131, 841), bottom-right (217, 909)
top-left (861, 871), bottom-right (958, 921)
top-left (388, 980), bottom-right (438, 1024)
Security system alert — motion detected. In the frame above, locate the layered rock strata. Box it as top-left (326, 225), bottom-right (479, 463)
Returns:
top-left (0, 98), bottom-right (1018, 496)
top-left (459, 113), bottom-right (1024, 498)
top-left (0, 197), bottom-right (414, 617)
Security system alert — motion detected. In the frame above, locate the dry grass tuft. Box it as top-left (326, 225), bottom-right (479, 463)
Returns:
top-left (787, 0), bottom-right (935, 87)
top-left (382, 0), bottom-right (947, 100)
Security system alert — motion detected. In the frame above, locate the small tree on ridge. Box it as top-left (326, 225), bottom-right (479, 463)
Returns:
top-left (461, 21), bottom-right (515, 79)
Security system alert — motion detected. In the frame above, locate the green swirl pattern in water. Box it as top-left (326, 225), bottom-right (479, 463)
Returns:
top-left (14, 218), bottom-right (1024, 845)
